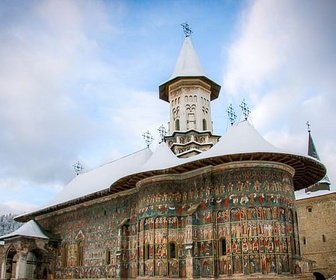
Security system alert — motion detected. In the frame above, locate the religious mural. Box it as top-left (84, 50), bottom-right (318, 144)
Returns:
top-left (11, 161), bottom-right (301, 279)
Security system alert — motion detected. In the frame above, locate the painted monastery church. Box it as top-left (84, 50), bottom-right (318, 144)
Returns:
top-left (0, 32), bottom-right (333, 280)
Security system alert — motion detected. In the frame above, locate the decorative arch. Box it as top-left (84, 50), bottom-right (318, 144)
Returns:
top-left (4, 246), bottom-right (17, 280)
top-left (313, 272), bottom-right (326, 280)
top-left (27, 248), bottom-right (48, 279)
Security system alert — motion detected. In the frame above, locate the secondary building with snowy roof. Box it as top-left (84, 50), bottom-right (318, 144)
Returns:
top-left (0, 32), bottom-right (330, 280)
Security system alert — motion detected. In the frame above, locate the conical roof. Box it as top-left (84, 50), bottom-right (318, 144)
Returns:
top-left (140, 142), bottom-right (182, 172)
top-left (197, 120), bottom-right (282, 157)
top-left (305, 130), bottom-right (331, 191)
top-left (159, 36), bottom-right (220, 102)
top-left (0, 220), bottom-right (50, 240)
top-left (171, 36), bottom-right (205, 78)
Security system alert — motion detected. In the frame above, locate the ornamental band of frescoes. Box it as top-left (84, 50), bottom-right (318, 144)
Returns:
top-left (134, 161), bottom-right (299, 278)
top-left (38, 161), bottom-right (300, 279)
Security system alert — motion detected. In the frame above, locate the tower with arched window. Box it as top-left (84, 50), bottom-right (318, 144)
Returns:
top-left (159, 35), bottom-right (221, 158)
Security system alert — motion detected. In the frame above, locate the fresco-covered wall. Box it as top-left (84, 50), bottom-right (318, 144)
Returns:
top-left (34, 160), bottom-right (302, 279)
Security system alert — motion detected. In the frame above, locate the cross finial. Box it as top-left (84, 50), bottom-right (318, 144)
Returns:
top-left (227, 104), bottom-right (237, 125)
top-left (158, 124), bottom-right (167, 143)
top-left (142, 130), bottom-right (154, 147)
top-left (73, 161), bottom-right (83, 175)
top-left (240, 99), bottom-right (250, 120)
top-left (306, 121), bottom-right (311, 133)
top-left (181, 22), bottom-right (193, 37)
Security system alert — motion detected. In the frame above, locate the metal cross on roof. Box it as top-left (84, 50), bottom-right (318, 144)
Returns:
top-left (181, 22), bottom-right (193, 37)
top-left (158, 124), bottom-right (167, 143)
top-left (142, 130), bottom-right (154, 147)
top-left (240, 99), bottom-right (251, 120)
top-left (306, 121), bottom-right (311, 133)
top-left (73, 161), bottom-right (83, 175)
top-left (227, 104), bottom-right (237, 125)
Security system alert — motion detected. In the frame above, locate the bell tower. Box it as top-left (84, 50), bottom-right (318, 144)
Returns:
top-left (159, 25), bottom-right (221, 158)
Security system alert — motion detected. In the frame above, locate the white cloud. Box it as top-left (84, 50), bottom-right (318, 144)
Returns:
top-left (224, 0), bottom-right (336, 186)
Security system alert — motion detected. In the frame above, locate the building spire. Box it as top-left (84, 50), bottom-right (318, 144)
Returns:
top-left (306, 121), bottom-right (320, 160)
top-left (305, 121), bottom-right (331, 193)
top-left (170, 32), bottom-right (204, 79)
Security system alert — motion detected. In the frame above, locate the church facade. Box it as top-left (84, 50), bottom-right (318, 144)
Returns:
top-left (0, 34), bottom-right (327, 280)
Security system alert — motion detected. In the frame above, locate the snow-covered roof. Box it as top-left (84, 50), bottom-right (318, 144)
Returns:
top-left (0, 220), bottom-right (50, 241)
top-left (171, 36), bottom-right (205, 78)
top-left (49, 148), bottom-right (152, 206)
top-left (295, 186), bottom-right (336, 200)
top-left (183, 120), bottom-right (326, 190)
top-left (15, 148), bottom-right (152, 221)
top-left (193, 120), bottom-right (282, 158)
top-left (16, 120), bottom-right (326, 222)
top-left (139, 142), bottom-right (183, 172)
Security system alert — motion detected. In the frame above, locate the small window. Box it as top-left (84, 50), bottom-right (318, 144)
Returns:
top-left (202, 119), bottom-right (207, 130)
top-left (219, 238), bottom-right (226, 256)
top-left (322, 235), bottom-right (326, 242)
top-left (303, 237), bottom-right (306, 245)
top-left (144, 244), bottom-right (150, 260)
top-left (169, 242), bottom-right (176, 259)
top-left (62, 244), bottom-right (68, 267)
top-left (77, 241), bottom-right (84, 266)
top-left (175, 119), bottom-right (180, 131)
top-left (307, 206), bottom-right (312, 213)
top-left (106, 249), bottom-right (111, 265)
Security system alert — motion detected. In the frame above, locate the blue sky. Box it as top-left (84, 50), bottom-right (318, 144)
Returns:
top-left (0, 0), bottom-right (335, 215)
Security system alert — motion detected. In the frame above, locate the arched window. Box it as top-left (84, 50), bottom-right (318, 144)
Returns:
top-left (5, 246), bottom-right (17, 278)
top-left (106, 249), bottom-right (111, 265)
top-left (62, 243), bottom-right (68, 267)
top-left (77, 241), bottom-right (84, 266)
top-left (218, 238), bottom-right (226, 256)
top-left (175, 119), bottom-right (180, 131)
top-left (202, 119), bottom-right (207, 130)
top-left (144, 244), bottom-right (150, 260)
top-left (168, 242), bottom-right (177, 259)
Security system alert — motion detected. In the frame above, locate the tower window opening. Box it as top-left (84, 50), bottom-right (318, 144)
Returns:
top-left (203, 119), bottom-right (207, 130)
top-left (175, 119), bottom-right (180, 131)
top-left (322, 235), bottom-right (326, 242)
top-left (303, 237), bottom-right (306, 245)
